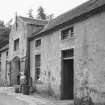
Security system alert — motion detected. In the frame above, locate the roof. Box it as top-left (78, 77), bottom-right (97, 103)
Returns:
top-left (19, 16), bottom-right (48, 26)
top-left (30, 0), bottom-right (105, 39)
top-left (0, 27), bottom-right (9, 48)
top-left (0, 44), bottom-right (9, 52)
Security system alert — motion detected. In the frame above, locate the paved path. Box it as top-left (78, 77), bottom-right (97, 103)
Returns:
top-left (0, 93), bottom-right (28, 105)
top-left (0, 87), bottom-right (55, 105)
top-left (0, 87), bottom-right (73, 105)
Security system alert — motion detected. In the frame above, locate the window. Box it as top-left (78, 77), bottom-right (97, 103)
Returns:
top-left (14, 38), bottom-right (19, 51)
top-left (0, 62), bottom-right (1, 72)
top-left (35, 54), bottom-right (41, 80)
top-left (0, 53), bottom-right (1, 61)
top-left (0, 54), bottom-right (1, 72)
top-left (62, 48), bottom-right (74, 59)
top-left (35, 39), bottom-right (41, 47)
top-left (6, 51), bottom-right (8, 56)
top-left (61, 26), bottom-right (74, 40)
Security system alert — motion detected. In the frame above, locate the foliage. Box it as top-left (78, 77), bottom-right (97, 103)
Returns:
top-left (0, 20), bottom-right (10, 37)
top-left (36, 6), bottom-right (47, 20)
top-left (75, 96), bottom-right (94, 105)
top-left (27, 9), bottom-right (34, 18)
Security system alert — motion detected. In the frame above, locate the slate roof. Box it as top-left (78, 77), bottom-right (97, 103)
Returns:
top-left (0, 28), bottom-right (9, 49)
top-left (19, 16), bottom-right (48, 26)
top-left (0, 44), bottom-right (9, 52)
top-left (31, 0), bottom-right (105, 38)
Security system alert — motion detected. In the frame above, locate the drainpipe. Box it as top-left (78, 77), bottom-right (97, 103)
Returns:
top-left (9, 61), bottom-right (11, 86)
top-left (24, 38), bottom-right (30, 85)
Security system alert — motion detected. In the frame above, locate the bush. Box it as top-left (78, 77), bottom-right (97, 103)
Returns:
top-left (75, 96), bottom-right (94, 105)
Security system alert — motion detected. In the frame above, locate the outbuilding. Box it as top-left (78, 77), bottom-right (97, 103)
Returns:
top-left (29, 0), bottom-right (105, 104)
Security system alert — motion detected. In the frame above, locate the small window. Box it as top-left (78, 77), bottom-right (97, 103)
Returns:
top-left (35, 39), bottom-right (41, 47)
top-left (61, 26), bottom-right (74, 40)
top-left (0, 62), bottom-right (1, 72)
top-left (62, 49), bottom-right (74, 58)
top-left (14, 38), bottom-right (19, 51)
top-left (35, 54), bottom-right (41, 80)
top-left (6, 51), bottom-right (8, 56)
top-left (0, 54), bottom-right (1, 72)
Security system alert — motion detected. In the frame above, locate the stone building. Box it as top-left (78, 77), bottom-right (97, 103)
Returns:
top-left (29, 0), bottom-right (105, 104)
top-left (8, 16), bottom-right (48, 85)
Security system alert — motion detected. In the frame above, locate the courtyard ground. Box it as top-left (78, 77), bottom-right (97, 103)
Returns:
top-left (0, 87), bottom-right (73, 105)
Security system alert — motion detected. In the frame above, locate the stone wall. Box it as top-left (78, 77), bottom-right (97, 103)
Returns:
top-left (30, 11), bottom-right (105, 103)
top-left (75, 11), bottom-right (105, 104)
top-left (8, 21), bottom-right (27, 62)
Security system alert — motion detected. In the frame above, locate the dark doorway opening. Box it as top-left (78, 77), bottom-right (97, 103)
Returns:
top-left (61, 49), bottom-right (74, 100)
top-left (11, 56), bottom-right (20, 85)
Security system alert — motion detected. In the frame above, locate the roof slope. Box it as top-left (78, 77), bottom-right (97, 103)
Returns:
top-left (33, 0), bottom-right (105, 36)
top-left (19, 16), bottom-right (48, 26)
top-left (0, 44), bottom-right (9, 52)
top-left (0, 28), bottom-right (9, 49)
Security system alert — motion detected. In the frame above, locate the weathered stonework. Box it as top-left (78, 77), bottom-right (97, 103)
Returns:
top-left (8, 16), bottom-right (47, 85)
top-left (30, 9), bottom-right (105, 104)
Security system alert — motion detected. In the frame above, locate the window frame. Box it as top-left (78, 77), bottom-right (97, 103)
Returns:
top-left (35, 39), bottom-right (41, 48)
top-left (35, 54), bottom-right (41, 80)
top-left (61, 26), bottom-right (74, 40)
top-left (14, 38), bottom-right (19, 51)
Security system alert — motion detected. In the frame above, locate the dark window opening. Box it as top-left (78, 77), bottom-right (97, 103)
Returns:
top-left (62, 48), bottom-right (74, 58)
top-left (0, 53), bottom-right (1, 72)
top-left (14, 38), bottom-right (19, 51)
top-left (35, 54), bottom-right (41, 80)
top-left (61, 27), bottom-right (74, 40)
top-left (0, 62), bottom-right (1, 72)
top-left (0, 53), bottom-right (1, 62)
top-left (35, 39), bottom-right (41, 47)
top-left (6, 51), bottom-right (8, 56)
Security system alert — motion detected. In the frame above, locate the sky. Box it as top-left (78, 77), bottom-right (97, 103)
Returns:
top-left (0, 0), bottom-right (89, 23)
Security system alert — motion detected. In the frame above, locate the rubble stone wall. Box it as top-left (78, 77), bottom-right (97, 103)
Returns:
top-left (30, 11), bottom-right (105, 103)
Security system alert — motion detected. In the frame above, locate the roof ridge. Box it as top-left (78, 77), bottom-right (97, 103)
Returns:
top-left (18, 16), bottom-right (48, 22)
top-left (33, 0), bottom-right (105, 35)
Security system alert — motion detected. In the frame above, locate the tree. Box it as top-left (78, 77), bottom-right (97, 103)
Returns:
top-left (0, 20), bottom-right (10, 48)
top-left (0, 20), bottom-right (5, 30)
top-left (0, 20), bottom-right (10, 37)
top-left (27, 9), bottom-right (34, 18)
top-left (36, 6), bottom-right (47, 20)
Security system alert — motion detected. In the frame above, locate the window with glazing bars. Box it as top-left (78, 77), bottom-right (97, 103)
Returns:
top-left (61, 26), bottom-right (74, 40)
top-left (62, 48), bottom-right (74, 59)
top-left (35, 39), bottom-right (41, 47)
top-left (35, 54), bottom-right (41, 80)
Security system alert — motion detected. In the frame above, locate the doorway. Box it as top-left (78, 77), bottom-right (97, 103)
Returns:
top-left (11, 56), bottom-right (20, 85)
top-left (61, 49), bottom-right (74, 100)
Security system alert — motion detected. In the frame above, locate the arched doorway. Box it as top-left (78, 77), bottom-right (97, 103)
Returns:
top-left (11, 56), bottom-right (20, 85)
